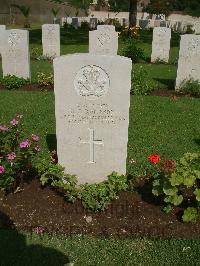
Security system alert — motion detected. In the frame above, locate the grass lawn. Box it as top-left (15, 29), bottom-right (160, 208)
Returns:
top-left (0, 91), bottom-right (199, 175)
top-left (0, 26), bottom-right (200, 265)
top-left (1, 229), bottom-right (200, 265)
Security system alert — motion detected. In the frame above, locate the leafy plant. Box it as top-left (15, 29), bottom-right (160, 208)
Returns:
top-left (151, 152), bottom-right (200, 222)
top-left (30, 47), bottom-right (42, 60)
top-left (11, 4), bottom-right (30, 28)
top-left (0, 116), bottom-right (41, 191)
top-left (131, 66), bottom-right (158, 95)
top-left (51, 8), bottom-right (60, 18)
top-left (38, 159), bottom-right (78, 202)
top-left (179, 79), bottom-right (200, 97)
top-left (185, 25), bottom-right (195, 34)
top-left (121, 38), bottom-right (145, 63)
top-left (37, 72), bottom-right (53, 87)
top-left (38, 158), bottom-right (128, 212)
top-left (0, 75), bottom-right (30, 90)
top-left (80, 172), bottom-right (128, 211)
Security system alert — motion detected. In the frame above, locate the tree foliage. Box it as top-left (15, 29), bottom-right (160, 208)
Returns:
top-left (146, 0), bottom-right (200, 17)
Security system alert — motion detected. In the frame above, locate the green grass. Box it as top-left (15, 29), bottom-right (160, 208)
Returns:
top-left (1, 229), bottom-right (200, 265)
top-left (0, 92), bottom-right (199, 175)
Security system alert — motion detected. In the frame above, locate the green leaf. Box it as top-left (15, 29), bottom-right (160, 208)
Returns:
top-left (182, 207), bottom-right (198, 222)
top-left (169, 173), bottom-right (183, 186)
top-left (163, 205), bottom-right (173, 214)
top-left (164, 195), bottom-right (183, 206)
top-left (194, 188), bottom-right (200, 201)
top-left (183, 175), bottom-right (196, 187)
top-left (163, 180), bottom-right (178, 196)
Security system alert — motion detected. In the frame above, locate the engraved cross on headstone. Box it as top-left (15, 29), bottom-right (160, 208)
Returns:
top-left (80, 128), bottom-right (103, 163)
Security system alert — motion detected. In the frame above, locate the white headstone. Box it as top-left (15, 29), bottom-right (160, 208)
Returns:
top-left (194, 21), bottom-right (200, 34)
top-left (72, 17), bottom-right (79, 29)
top-left (97, 25), bottom-right (115, 32)
top-left (89, 29), bottom-right (118, 55)
top-left (53, 54), bottom-right (132, 184)
top-left (0, 25), bottom-right (6, 56)
top-left (42, 24), bottom-right (60, 58)
top-left (151, 27), bottom-right (171, 63)
top-left (67, 17), bottom-right (72, 25)
top-left (176, 35), bottom-right (200, 90)
top-left (90, 18), bottom-right (97, 29)
top-left (2, 29), bottom-right (30, 79)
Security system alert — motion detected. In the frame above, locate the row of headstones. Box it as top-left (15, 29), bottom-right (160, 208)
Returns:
top-left (61, 17), bottom-right (128, 29)
top-left (0, 24), bottom-right (199, 90)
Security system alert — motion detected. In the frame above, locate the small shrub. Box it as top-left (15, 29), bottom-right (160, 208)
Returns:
top-left (119, 25), bottom-right (141, 40)
top-left (179, 79), bottom-right (200, 97)
top-left (121, 38), bottom-right (145, 63)
top-left (37, 72), bottom-right (53, 87)
top-left (0, 116), bottom-right (41, 191)
top-left (0, 75), bottom-right (30, 90)
top-left (38, 158), bottom-right (128, 212)
top-left (30, 47), bottom-right (42, 59)
top-left (150, 152), bottom-right (200, 222)
top-left (80, 172), bottom-right (128, 211)
top-left (131, 66), bottom-right (158, 95)
top-left (185, 25), bottom-right (195, 34)
top-left (81, 21), bottom-right (89, 30)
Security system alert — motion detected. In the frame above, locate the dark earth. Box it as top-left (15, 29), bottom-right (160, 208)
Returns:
top-left (0, 178), bottom-right (200, 239)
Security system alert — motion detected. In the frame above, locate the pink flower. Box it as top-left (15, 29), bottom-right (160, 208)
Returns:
top-left (34, 144), bottom-right (41, 152)
top-left (0, 125), bottom-right (8, 132)
top-left (10, 118), bottom-right (19, 126)
top-left (34, 226), bottom-right (45, 234)
top-left (32, 134), bottom-right (39, 142)
top-left (0, 166), bottom-right (5, 174)
top-left (7, 152), bottom-right (16, 161)
top-left (20, 139), bottom-right (30, 148)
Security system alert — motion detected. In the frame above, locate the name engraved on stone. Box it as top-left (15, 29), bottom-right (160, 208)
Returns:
top-left (65, 103), bottom-right (126, 124)
top-left (74, 65), bottom-right (110, 100)
top-left (80, 128), bottom-right (104, 163)
top-left (8, 32), bottom-right (21, 48)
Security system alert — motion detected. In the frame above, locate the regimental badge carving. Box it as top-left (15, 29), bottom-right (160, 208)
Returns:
top-left (97, 33), bottom-right (111, 47)
top-left (74, 65), bottom-right (110, 100)
top-left (8, 32), bottom-right (21, 47)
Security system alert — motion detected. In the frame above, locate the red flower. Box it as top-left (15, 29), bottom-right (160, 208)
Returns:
top-left (148, 154), bottom-right (161, 164)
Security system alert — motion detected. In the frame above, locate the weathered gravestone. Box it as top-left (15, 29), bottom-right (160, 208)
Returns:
top-left (151, 27), bottom-right (171, 63)
top-left (90, 18), bottom-right (97, 29)
top-left (160, 21), bottom-right (166, 27)
top-left (53, 54), bottom-right (132, 184)
top-left (176, 35), bottom-right (200, 90)
top-left (72, 17), bottom-right (79, 29)
top-left (139, 19), bottom-right (149, 28)
top-left (89, 28), bottom-right (118, 55)
top-left (97, 25), bottom-right (115, 32)
top-left (0, 25), bottom-right (6, 56)
top-left (194, 21), bottom-right (200, 34)
top-left (42, 24), bottom-right (60, 58)
top-left (154, 20), bottom-right (161, 27)
top-left (2, 29), bottom-right (30, 79)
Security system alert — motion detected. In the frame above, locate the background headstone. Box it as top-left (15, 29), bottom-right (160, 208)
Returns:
top-left (151, 27), bottom-right (171, 63)
top-left (90, 18), bottom-right (97, 30)
top-left (194, 21), bottom-right (200, 34)
top-left (42, 24), bottom-right (60, 58)
top-left (139, 20), bottom-right (149, 28)
top-left (160, 21), bottom-right (167, 27)
top-left (97, 25), bottom-right (115, 32)
top-left (72, 17), bottom-right (79, 29)
top-left (53, 54), bottom-right (132, 184)
top-left (2, 29), bottom-right (30, 79)
top-left (176, 35), bottom-right (200, 89)
top-left (154, 20), bottom-right (161, 27)
top-left (0, 25), bottom-right (6, 56)
top-left (89, 29), bottom-right (118, 55)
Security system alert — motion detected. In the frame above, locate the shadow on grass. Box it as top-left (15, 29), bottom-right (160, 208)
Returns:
top-left (46, 134), bottom-right (57, 152)
top-left (194, 139), bottom-right (200, 146)
top-left (29, 29), bottom-right (42, 44)
top-left (0, 211), bottom-right (69, 265)
top-left (154, 78), bottom-right (175, 90)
